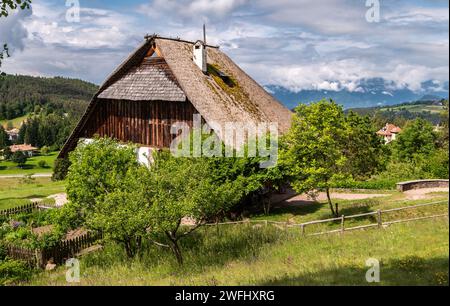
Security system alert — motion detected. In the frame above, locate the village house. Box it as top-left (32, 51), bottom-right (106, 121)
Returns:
top-left (9, 144), bottom-right (39, 157)
top-left (377, 123), bottom-right (402, 144)
top-left (6, 128), bottom-right (20, 143)
top-left (59, 34), bottom-right (292, 163)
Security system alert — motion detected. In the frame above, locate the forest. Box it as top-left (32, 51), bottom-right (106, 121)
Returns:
top-left (0, 74), bottom-right (97, 120)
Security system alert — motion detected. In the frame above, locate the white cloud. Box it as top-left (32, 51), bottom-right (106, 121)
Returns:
top-left (0, 7), bottom-right (32, 53)
top-left (0, 0), bottom-right (448, 95)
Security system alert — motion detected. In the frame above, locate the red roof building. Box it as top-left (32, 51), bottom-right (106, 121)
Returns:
top-left (377, 123), bottom-right (402, 144)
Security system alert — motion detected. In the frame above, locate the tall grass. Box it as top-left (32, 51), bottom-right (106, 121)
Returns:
top-left (30, 218), bottom-right (449, 286)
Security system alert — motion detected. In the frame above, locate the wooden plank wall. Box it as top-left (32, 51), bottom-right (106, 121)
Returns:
top-left (82, 99), bottom-right (199, 148)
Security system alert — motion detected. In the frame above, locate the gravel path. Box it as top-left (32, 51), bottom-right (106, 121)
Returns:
top-left (0, 173), bottom-right (52, 178)
top-left (403, 187), bottom-right (449, 200)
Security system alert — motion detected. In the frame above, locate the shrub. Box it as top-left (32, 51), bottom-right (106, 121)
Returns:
top-left (40, 146), bottom-right (50, 156)
top-left (0, 259), bottom-right (33, 285)
top-left (37, 160), bottom-right (48, 168)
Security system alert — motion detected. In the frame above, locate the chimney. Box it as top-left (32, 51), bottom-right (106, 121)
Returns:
top-left (193, 24), bottom-right (207, 73)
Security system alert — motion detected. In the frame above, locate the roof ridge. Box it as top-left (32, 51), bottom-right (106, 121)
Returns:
top-left (145, 34), bottom-right (220, 49)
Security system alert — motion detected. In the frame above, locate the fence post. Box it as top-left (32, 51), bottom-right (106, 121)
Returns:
top-left (377, 210), bottom-right (382, 228)
top-left (341, 215), bottom-right (345, 233)
top-left (301, 224), bottom-right (305, 236)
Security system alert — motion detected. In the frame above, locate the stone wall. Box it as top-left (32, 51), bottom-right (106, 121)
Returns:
top-left (397, 179), bottom-right (449, 192)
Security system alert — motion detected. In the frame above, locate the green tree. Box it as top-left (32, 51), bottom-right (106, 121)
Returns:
top-left (61, 138), bottom-right (254, 264)
top-left (0, 125), bottom-right (10, 149)
top-left (146, 152), bottom-right (244, 265)
top-left (11, 151), bottom-right (27, 167)
top-left (344, 111), bottom-right (386, 179)
top-left (280, 100), bottom-right (349, 216)
top-left (393, 118), bottom-right (438, 161)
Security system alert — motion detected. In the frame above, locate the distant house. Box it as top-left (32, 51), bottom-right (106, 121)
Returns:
top-left (58, 34), bottom-right (292, 163)
top-left (9, 144), bottom-right (38, 157)
top-left (6, 128), bottom-right (20, 142)
top-left (377, 123), bottom-right (402, 144)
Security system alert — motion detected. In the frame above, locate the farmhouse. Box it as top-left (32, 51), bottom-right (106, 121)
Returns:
top-left (377, 123), bottom-right (402, 144)
top-left (9, 144), bottom-right (38, 157)
top-left (59, 34), bottom-right (292, 161)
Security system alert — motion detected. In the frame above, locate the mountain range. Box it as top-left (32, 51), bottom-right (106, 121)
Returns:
top-left (266, 78), bottom-right (449, 109)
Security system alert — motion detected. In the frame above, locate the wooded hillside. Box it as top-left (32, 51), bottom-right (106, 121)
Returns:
top-left (0, 74), bottom-right (98, 120)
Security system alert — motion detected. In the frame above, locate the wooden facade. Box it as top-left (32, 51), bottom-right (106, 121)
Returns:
top-left (82, 99), bottom-right (199, 148)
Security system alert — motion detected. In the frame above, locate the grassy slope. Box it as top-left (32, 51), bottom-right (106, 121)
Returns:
top-left (0, 114), bottom-right (29, 129)
top-left (380, 104), bottom-right (444, 114)
top-left (30, 191), bottom-right (449, 286)
top-left (0, 152), bottom-right (58, 175)
top-left (31, 218), bottom-right (449, 286)
top-left (0, 177), bottom-right (65, 210)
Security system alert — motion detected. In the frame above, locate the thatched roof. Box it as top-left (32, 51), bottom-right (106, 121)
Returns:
top-left (59, 35), bottom-right (292, 158)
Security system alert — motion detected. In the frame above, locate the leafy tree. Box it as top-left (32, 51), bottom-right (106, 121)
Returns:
top-left (52, 157), bottom-right (70, 181)
top-left (438, 100), bottom-right (449, 148)
top-left (61, 138), bottom-right (262, 264)
top-left (0, 125), bottom-right (10, 149)
top-left (280, 100), bottom-right (349, 216)
top-left (11, 151), bottom-right (27, 167)
top-left (344, 111), bottom-right (386, 179)
top-left (146, 152), bottom-right (244, 264)
top-left (393, 118), bottom-right (438, 161)
top-left (2, 146), bottom-right (11, 159)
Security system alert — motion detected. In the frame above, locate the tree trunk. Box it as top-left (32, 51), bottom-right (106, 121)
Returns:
top-left (124, 240), bottom-right (134, 258)
top-left (326, 187), bottom-right (337, 217)
top-left (170, 240), bottom-right (183, 266)
top-left (166, 231), bottom-right (184, 266)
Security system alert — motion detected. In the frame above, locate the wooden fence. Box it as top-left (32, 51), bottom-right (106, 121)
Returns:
top-left (203, 200), bottom-right (449, 237)
top-left (5, 231), bottom-right (102, 268)
top-left (0, 202), bottom-right (40, 217)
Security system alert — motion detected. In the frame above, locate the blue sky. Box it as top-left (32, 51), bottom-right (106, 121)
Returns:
top-left (0, 0), bottom-right (448, 94)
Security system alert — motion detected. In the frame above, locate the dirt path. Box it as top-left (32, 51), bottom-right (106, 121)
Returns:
top-left (46, 193), bottom-right (68, 207)
top-left (280, 192), bottom-right (390, 207)
top-left (403, 188), bottom-right (449, 200)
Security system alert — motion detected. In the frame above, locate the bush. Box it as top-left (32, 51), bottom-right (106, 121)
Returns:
top-left (37, 160), bottom-right (48, 168)
top-left (11, 151), bottom-right (27, 167)
top-left (40, 146), bottom-right (50, 156)
top-left (0, 259), bottom-right (33, 285)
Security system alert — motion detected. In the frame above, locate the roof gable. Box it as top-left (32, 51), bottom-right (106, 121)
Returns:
top-left (98, 57), bottom-right (186, 102)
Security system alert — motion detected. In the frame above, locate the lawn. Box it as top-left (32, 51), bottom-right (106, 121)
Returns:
top-left (28, 191), bottom-right (448, 286)
top-left (0, 177), bottom-right (65, 210)
top-left (0, 152), bottom-right (58, 175)
top-left (0, 114), bottom-right (29, 129)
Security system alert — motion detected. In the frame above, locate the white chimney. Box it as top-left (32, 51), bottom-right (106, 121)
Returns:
top-left (193, 24), bottom-right (207, 73)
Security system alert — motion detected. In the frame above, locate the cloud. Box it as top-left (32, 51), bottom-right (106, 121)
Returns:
top-left (0, 0), bottom-right (448, 95)
top-left (0, 7), bottom-right (32, 53)
top-left (139, 0), bottom-right (249, 22)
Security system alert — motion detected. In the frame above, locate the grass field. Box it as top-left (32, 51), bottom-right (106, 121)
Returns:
top-left (29, 190), bottom-right (449, 286)
top-left (380, 103), bottom-right (444, 114)
top-left (0, 152), bottom-right (58, 175)
top-left (30, 218), bottom-right (449, 286)
top-left (0, 177), bottom-right (65, 210)
top-left (0, 114), bottom-right (29, 129)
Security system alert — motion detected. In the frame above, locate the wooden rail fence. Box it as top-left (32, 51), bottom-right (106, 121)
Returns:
top-left (203, 200), bottom-right (449, 237)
